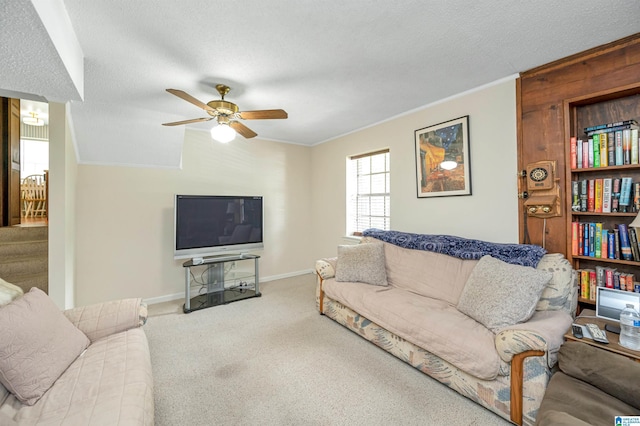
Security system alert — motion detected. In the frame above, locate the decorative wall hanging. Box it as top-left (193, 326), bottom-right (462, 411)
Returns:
top-left (415, 115), bottom-right (471, 198)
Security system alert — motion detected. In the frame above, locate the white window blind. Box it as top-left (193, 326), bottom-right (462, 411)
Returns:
top-left (347, 149), bottom-right (390, 235)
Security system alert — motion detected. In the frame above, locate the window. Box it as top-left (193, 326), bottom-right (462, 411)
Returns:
top-left (347, 149), bottom-right (390, 236)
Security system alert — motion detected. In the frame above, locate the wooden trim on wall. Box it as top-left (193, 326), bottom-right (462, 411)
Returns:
top-left (522, 33), bottom-right (640, 79)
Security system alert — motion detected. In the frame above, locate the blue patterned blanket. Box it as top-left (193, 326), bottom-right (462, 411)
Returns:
top-left (362, 229), bottom-right (546, 267)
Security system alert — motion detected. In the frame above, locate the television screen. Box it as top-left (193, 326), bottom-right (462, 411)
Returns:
top-left (174, 195), bottom-right (263, 259)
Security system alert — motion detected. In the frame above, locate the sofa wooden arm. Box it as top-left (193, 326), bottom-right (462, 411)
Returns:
top-left (510, 349), bottom-right (545, 425)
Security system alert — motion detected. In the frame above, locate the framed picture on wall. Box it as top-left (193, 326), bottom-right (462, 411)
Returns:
top-left (414, 115), bottom-right (471, 198)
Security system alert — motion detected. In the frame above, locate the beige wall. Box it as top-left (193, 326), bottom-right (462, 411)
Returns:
top-left (74, 129), bottom-right (313, 305)
top-left (310, 77), bottom-right (519, 261)
top-left (72, 76), bottom-right (518, 305)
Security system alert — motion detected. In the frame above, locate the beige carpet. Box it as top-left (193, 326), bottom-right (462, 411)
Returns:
top-left (145, 274), bottom-right (510, 426)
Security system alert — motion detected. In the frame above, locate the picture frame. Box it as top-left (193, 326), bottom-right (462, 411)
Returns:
top-left (414, 115), bottom-right (471, 198)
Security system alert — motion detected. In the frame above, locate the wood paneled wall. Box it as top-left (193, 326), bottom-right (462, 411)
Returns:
top-left (517, 33), bottom-right (640, 254)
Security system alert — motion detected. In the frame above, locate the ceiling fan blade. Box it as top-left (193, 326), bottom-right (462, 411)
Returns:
top-left (238, 109), bottom-right (288, 120)
top-left (166, 89), bottom-right (215, 112)
top-left (162, 117), bottom-right (213, 126)
top-left (230, 121), bottom-right (258, 139)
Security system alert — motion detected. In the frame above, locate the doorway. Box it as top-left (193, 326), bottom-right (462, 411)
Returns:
top-left (19, 100), bottom-right (49, 227)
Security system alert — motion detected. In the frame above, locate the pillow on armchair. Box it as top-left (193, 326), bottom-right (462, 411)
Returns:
top-left (0, 288), bottom-right (90, 405)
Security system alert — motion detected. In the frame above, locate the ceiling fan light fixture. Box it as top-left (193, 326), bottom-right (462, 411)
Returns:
top-left (23, 112), bottom-right (44, 127)
top-left (210, 123), bottom-right (236, 143)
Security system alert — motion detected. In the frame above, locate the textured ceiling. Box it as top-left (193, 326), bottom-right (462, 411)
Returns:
top-left (1, 1), bottom-right (640, 168)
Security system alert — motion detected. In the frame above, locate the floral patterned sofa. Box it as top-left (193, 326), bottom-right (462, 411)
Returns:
top-left (315, 230), bottom-right (577, 426)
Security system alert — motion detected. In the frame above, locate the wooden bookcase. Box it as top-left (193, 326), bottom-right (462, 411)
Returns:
top-left (564, 83), bottom-right (640, 312)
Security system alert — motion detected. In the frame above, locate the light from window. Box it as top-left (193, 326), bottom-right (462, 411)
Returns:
top-left (347, 149), bottom-right (390, 236)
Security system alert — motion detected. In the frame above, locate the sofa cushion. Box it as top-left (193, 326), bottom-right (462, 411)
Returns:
top-left (535, 253), bottom-right (574, 311)
top-left (335, 242), bottom-right (387, 286)
top-left (536, 371), bottom-right (639, 426)
top-left (457, 255), bottom-right (551, 333)
top-left (13, 328), bottom-right (154, 425)
top-left (0, 278), bottom-right (22, 307)
top-left (0, 288), bottom-right (90, 405)
top-left (374, 239), bottom-right (477, 305)
top-left (558, 341), bottom-right (640, 410)
top-left (322, 278), bottom-right (500, 379)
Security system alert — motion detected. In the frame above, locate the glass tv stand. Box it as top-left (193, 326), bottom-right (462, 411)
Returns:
top-left (182, 254), bottom-right (260, 313)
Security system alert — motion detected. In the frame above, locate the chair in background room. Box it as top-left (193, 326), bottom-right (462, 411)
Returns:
top-left (21, 174), bottom-right (47, 218)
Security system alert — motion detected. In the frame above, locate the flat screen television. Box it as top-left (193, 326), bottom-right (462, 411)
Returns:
top-left (174, 195), bottom-right (264, 259)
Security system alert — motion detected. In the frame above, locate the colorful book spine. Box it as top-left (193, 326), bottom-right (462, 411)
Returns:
top-left (595, 222), bottom-right (602, 258)
top-left (571, 222), bottom-right (579, 256)
top-left (623, 129), bottom-right (632, 165)
top-left (600, 132), bottom-right (608, 167)
top-left (608, 133), bottom-right (616, 165)
top-left (583, 140), bottom-right (589, 168)
top-left (577, 138), bottom-right (583, 168)
top-left (570, 136), bottom-right (577, 169)
top-left (602, 178), bottom-right (612, 213)
top-left (615, 131), bottom-right (624, 165)
top-left (612, 178), bottom-right (622, 212)
top-left (601, 229), bottom-right (609, 259)
top-left (572, 181), bottom-right (580, 211)
top-left (593, 135), bottom-right (600, 167)
top-left (618, 223), bottom-right (633, 261)
top-left (608, 231), bottom-right (616, 259)
top-left (584, 119), bottom-right (639, 133)
top-left (619, 177), bottom-right (633, 212)
top-left (589, 222), bottom-right (596, 257)
top-left (587, 179), bottom-right (595, 212)
top-left (594, 178), bottom-right (603, 212)
top-left (632, 128), bottom-right (639, 165)
top-left (629, 227), bottom-right (640, 261)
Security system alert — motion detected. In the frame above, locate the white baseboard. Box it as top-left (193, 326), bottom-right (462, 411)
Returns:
top-left (143, 269), bottom-right (314, 306)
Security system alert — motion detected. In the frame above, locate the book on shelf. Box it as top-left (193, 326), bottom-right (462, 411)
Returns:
top-left (577, 138), bottom-right (583, 169)
top-left (623, 129), bottom-right (632, 165)
top-left (571, 181), bottom-right (580, 211)
top-left (602, 178), bottom-right (612, 213)
top-left (629, 227), bottom-right (640, 261)
top-left (615, 131), bottom-right (624, 166)
top-left (593, 136), bottom-right (600, 167)
top-left (618, 223), bottom-right (633, 261)
top-left (608, 230), bottom-right (616, 259)
top-left (619, 177), bottom-right (634, 212)
top-left (594, 178), bottom-right (603, 212)
top-left (587, 179), bottom-right (595, 212)
top-left (570, 136), bottom-right (577, 170)
top-left (600, 132), bottom-right (609, 167)
top-left (602, 229), bottom-right (608, 259)
top-left (571, 222), bottom-right (579, 256)
top-left (608, 135), bottom-right (616, 166)
top-left (595, 223), bottom-right (602, 258)
top-left (632, 128), bottom-right (639, 164)
top-left (584, 119), bottom-right (638, 133)
top-left (611, 178), bottom-right (622, 212)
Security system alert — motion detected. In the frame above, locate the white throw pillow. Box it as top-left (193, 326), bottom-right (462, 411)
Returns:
top-left (0, 278), bottom-right (23, 307)
top-left (335, 242), bottom-right (388, 286)
top-left (0, 288), bottom-right (90, 405)
top-left (457, 255), bottom-right (551, 333)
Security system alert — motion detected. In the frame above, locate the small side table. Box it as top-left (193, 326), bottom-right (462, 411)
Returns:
top-left (566, 309), bottom-right (640, 362)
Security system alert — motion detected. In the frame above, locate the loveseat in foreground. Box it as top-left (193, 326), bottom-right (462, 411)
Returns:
top-left (0, 284), bottom-right (154, 425)
top-left (316, 230), bottom-right (577, 425)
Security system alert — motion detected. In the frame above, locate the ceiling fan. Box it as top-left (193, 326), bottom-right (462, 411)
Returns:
top-left (162, 84), bottom-right (287, 142)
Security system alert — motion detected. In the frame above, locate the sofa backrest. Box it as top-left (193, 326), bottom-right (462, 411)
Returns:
top-left (364, 237), bottom-right (577, 314)
top-left (372, 238), bottom-right (478, 305)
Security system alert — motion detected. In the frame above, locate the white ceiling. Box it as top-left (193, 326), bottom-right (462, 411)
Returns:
top-left (1, 1), bottom-right (640, 168)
